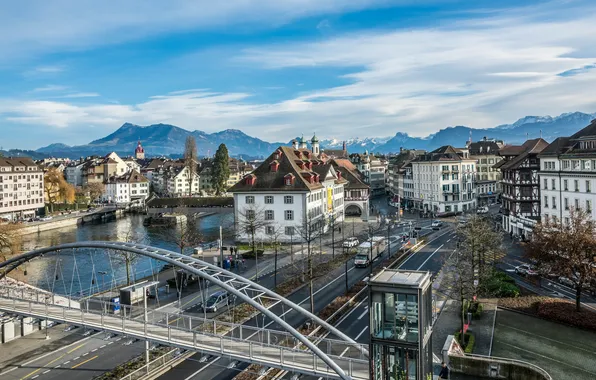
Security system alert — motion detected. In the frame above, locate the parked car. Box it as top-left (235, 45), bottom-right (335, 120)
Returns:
top-left (342, 237), bottom-right (360, 248)
top-left (431, 220), bottom-right (442, 229)
top-left (515, 264), bottom-right (537, 276)
top-left (558, 276), bottom-right (576, 288)
top-left (354, 254), bottom-right (371, 268)
top-left (201, 290), bottom-right (232, 313)
top-left (476, 206), bottom-right (489, 214)
top-left (40, 216), bottom-right (53, 221)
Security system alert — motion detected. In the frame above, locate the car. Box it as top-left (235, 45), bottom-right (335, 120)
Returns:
top-left (201, 290), bottom-right (232, 313)
top-left (353, 254), bottom-right (371, 268)
top-left (558, 276), bottom-right (576, 288)
top-left (458, 218), bottom-right (468, 225)
top-left (515, 264), bottom-right (537, 276)
top-left (476, 206), bottom-right (489, 214)
top-left (40, 216), bottom-right (53, 221)
top-left (431, 220), bottom-right (442, 229)
top-left (342, 237), bottom-right (359, 248)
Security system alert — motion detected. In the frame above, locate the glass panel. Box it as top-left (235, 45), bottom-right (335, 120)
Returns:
top-left (372, 292), bottom-right (383, 338)
top-left (373, 344), bottom-right (383, 380)
top-left (406, 294), bottom-right (419, 343)
top-left (384, 293), bottom-right (395, 339)
top-left (395, 294), bottom-right (407, 340)
top-left (406, 350), bottom-right (417, 380)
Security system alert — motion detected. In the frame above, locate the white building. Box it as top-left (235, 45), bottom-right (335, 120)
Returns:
top-left (410, 146), bottom-right (477, 214)
top-left (538, 121), bottom-right (596, 224)
top-left (467, 138), bottom-right (505, 205)
top-left (65, 161), bottom-right (86, 187)
top-left (0, 158), bottom-right (45, 220)
top-left (166, 166), bottom-right (200, 197)
top-left (102, 170), bottom-right (150, 205)
top-left (229, 145), bottom-right (346, 243)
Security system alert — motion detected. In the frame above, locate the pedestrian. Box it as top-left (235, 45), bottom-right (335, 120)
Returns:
top-left (438, 362), bottom-right (449, 379)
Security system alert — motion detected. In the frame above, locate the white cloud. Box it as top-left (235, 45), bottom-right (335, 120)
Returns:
top-left (31, 85), bottom-right (68, 92)
top-left (56, 92), bottom-right (100, 98)
top-left (23, 66), bottom-right (66, 77)
top-left (3, 1), bottom-right (596, 143)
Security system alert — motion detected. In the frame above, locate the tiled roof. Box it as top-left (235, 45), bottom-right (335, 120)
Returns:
top-left (468, 141), bottom-right (501, 155)
top-left (569, 118), bottom-right (596, 140)
top-left (106, 170), bottom-right (148, 184)
top-left (498, 138), bottom-right (549, 170)
top-left (414, 145), bottom-right (465, 162)
top-left (330, 159), bottom-right (369, 189)
top-left (0, 157), bottom-right (40, 169)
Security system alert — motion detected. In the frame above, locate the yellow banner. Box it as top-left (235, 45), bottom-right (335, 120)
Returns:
top-left (327, 188), bottom-right (333, 211)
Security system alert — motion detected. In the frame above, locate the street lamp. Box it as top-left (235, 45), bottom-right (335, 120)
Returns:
top-left (98, 271), bottom-right (108, 313)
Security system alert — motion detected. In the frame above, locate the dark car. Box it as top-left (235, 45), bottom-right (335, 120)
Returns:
top-left (201, 291), bottom-right (232, 313)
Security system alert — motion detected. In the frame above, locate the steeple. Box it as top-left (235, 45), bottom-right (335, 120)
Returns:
top-left (299, 135), bottom-right (307, 149)
top-left (311, 133), bottom-right (320, 157)
top-left (135, 140), bottom-right (145, 159)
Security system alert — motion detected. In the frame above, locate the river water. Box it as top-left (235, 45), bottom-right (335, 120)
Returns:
top-left (18, 212), bottom-right (234, 295)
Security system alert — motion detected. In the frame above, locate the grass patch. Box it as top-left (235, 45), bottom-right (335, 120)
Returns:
top-left (480, 269), bottom-right (520, 298)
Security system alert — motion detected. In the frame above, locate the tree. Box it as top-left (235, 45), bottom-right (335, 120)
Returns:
top-left (525, 209), bottom-right (596, 312)
top-left (456, 215), bottom-right (503, 284)
top-left (74, 187), bottom-right (86, 209)
top-left (44, 168), bottom-right (71, 213)
top-left (266, 224), bottom-right (284, 288)
top-left (443, 246), bottom-right (476, 344)
top-left (0, 223), bottom-right (21, 257)
top-left (184, 136), bottom-right (198, 196)
top-left (84, 182), bottom-right (104, 204)
top-left (212, 144), bottom-right (230, 196)
top-left (59, 182), bottom-right (76, 206)
top-left (115, 224), bottom-right (145, 286)
top-left (294, 216), bottom-right (324, 317)
top-left (236, 205), bottom-right (270, 281)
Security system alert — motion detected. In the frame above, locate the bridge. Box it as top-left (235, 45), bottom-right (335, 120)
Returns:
top-left (146, 196), bottom-right (234, 215)
top-left (0, 241), bottom-right (368, 379)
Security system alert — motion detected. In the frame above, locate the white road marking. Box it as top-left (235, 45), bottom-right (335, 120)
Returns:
top-left (355, 325), bottom-right (368, 341)
top-left (356, 308), bottom-right (368, 320)
top-left (42, 370), bottom-right (51, 374)
top-left (64, 361), bottom-right (70, 365)
top-left (73, 356), bottom-right (80, 360)
top-left (91, 349), bottom-right (97, 352)
top-left (417, 244), bottom-right (444, 270)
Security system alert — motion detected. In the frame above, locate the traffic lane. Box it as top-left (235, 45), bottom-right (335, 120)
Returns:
top-left (398, 229), bottom-right (456, 271)
top-left (1, 332), bottom-right (135, 380)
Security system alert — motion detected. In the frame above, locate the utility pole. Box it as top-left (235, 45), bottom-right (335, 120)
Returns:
top-left (219, 225), bottom-right (224, 269)
top-left (345, 246), bottom-right (349, 294)
top-left (144, 287), bottom-right (149, 364)
top-left (331, 215), bottom-right (335, 259)
top-left (387, 222), bottom-right (391, 257)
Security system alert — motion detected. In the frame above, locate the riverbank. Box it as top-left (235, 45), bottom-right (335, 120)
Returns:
top-left (17, 208), bottom-right (125, 236)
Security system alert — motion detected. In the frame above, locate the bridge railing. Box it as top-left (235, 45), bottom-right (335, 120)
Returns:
top-left (0, 294), bottom-right (369, 379)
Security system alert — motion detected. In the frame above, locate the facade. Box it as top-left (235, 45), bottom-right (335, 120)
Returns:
top-left (102, 170), bottom-right (150, 204)
top-left (494, 138), bottom-right (549, 238)
top-left (388, 149), bottom-right (426, 207)
top-left (538, 120), bottom-right (596, 224)
top-left (0, 158), bottom-right (45, 220)
top-left (350, 151), bottom-right (387, 196)
top-left (166, 166), bottom-right (200, 197)
top-left (410, 146), bottom-right (477, 214)
top-left (135, 141), bottom-right (145, 160)
top-left (331, 159), bottom-right (370, 220)
top-left (369, 270), bottom-right (433, 380)
top-left (229, 145), bottom-right (346, 243)
top-left (467, 138), bottom-right (504, 205)
top-left (65, 161), bottom-right (85, 187)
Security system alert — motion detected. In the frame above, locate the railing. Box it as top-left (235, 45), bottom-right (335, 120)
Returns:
top-left (464, 353), bottom-right (552, 380)
top-left (0, 290), bottom-right (368, 380)
top-left (119, 349), bottom-right (180, 380)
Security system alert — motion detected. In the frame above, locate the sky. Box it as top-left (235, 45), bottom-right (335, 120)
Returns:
top-left (2, 0), bottom-right (596, 150)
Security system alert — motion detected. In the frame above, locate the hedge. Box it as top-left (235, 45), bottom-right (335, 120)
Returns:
top-left (454, 332), bottom-right (475, 353)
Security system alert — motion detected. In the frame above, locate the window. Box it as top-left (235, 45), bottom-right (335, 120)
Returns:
top-left (563, 180), bottom-right (568, 191)
top-left (564, 198), bottom-right (568, 210)
top-left (573, 180), bottom-right (579, 192)
top-left (574, 199), bottom-right (580, 210)
top-left (442, 184), bottom-right (450, 192)
top-left (452, 173), bottom-right (458, 180)
top-left (265, 210), bottom-right (274, 220)
top-left (552, 197), bottom-right (557, 209)
top-left (284, 195), bottom-right (294, 204)
top-left (551, 179), bottom-right (556, 190)
top-left (544, 196), bottom-right (548, 208)
top-left (285, 226), bottom-right (294, 235)
top-left (442, 174), bottom-right (449, 180)
top-left (266, 226), bottom-right (275, 235)
top-left (245, 196), bottom-right (255, 204)
top-left (565, 217), bottom-right (570, 225)
top-left (544, 178), bottom-right (548, 189)
top-left (284, 210), bottom-right (294, 220)
top-left (587, 181), bottom-right (591, 193)
top-left (265, 195), bottom-right (274, 204)
top-left (587, 200), bottom-right (592, 213)
top-left (246, 209), bottom-right (255, 219)
top-left (562, 160), bottom-right (570, 170)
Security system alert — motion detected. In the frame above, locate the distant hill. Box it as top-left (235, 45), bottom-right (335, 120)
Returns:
top-left (32, 111), bottom-right (596, 158)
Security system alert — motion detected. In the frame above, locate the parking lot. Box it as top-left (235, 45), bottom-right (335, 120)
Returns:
top-left (492, 309), bottom-right (596, 380)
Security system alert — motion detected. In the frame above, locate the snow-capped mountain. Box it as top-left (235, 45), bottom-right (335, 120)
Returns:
top-left (320, 137), bottom-right (391, 152)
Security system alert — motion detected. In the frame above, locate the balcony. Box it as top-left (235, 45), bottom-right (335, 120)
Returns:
top-left (345, 196), bottom-right (369, 201)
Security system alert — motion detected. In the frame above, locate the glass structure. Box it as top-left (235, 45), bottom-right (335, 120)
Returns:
top-left (369, 270), bottom-right (433, 380)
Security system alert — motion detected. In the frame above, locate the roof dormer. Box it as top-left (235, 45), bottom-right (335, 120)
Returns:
top-left (274, 149), bottom-right (282, 160)
top-left (307, 161), bottom-right (313, 170)
top-left (294, 150), bottom-right (302, 159)
top-left (244, 173), bottom-right (257, 186)
top-left (296, 161), bottom-right (305, 170)
top-left (284, 173), bottom-right (295, 186)
top-left (270, 160), bottom-right (279, 172)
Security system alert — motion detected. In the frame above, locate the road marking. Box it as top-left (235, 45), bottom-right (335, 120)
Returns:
top-left (63, 361), bottom-right (70, 365)
top-left (19, 354), bottom-right (66, 380)
top-left (91, 348), bottom-right (98, 352)
top-left (107, 341), bottom-right (113, 345)
top-left (42, 370), bottom-right (50, 375)
top-left (356, 308), bottom-right (368, 320)
top-left (354, 325), bottom-right (368, 341)
top-left (67, 342), bottom-right (86, 354)
top-left (417, 244), bottom-right (444, 270)
top-left (100, 345), bottom-right (106, 349)
top-left (399, 230), bottom-right (452, 267)
top-left (71, 355), bottom-right (98, 369)
top-left (54, 366), bottom-right (61, 369)
top-left (497, 323), bottom-right (596, 354)
top-left (31, 377), bottom-right (38, 380)
top-left (73, 356), bottom-right (80, 360)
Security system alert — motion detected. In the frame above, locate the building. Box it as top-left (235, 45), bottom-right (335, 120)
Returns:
top-left (135, 141), bottom-right (145, 160)
top-left (538, 120), bottom-right (596, 224)
top-left (467, 138), bottom-right (504, 205)
top-left (322, 141), bottom-right (348, 159)
top-left (165, 166), bottom-right (200, 197)
top-left (229, 145), bottom-right (346, 243)
top-left (331, 159), bottom-right (370, 220)
top-left (387, 149), bottom-right (426, 206)
top-left (410, 146), bottom-right (477, 214)
top-left (227, 158), bottom-right (253, 190)
top-left (494, 138), bottom-right (549, 238)
top-left (102, 170), bottom-right (150, 205)
top-left (198, 159), bottom-right (214, 194)
top-left (0, 158), bottom-right (45, 220)
top-left (350, 151), bottom-right (388, 196)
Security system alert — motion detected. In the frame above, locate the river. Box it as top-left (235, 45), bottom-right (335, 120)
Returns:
top-left (17, 212), bottom-right (234, 295)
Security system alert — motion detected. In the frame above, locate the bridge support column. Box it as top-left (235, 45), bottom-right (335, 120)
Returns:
top-left (1, 320), bottom-right (15, 343)
top-left (21, 317), bottom-right (34, 336)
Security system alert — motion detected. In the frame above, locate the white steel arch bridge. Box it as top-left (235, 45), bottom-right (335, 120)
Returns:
top-left (0, 241), bottom-right (369, 379)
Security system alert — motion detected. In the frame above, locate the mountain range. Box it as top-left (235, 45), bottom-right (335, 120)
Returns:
top-left (28, 111), bottom-right (596, 159)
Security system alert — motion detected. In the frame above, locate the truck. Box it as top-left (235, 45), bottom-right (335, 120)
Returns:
top-left (354, 236), bottom-right (387, 268)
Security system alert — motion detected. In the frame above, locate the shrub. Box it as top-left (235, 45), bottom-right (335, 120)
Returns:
top-left (454, 332), bottom-right (475, 353)
top-left (481, 270), bottom-right (520, 298)
top-left (462, 300), bottom-right (483, 320)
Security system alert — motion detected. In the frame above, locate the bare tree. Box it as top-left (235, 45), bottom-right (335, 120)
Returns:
top-left (114, 223), bottom-right (146, 286)
top-left (293, 216), bottom-right (324, 317)
top-left (0, 223), bottom-right (22, 257)
top-left (236, 204), bottom-right (270, 281)
top-left (184, 136), bottom-right (198, 196)
top-left (84, 182), bottom-right (105, 204)
top-left (266, 224), bottom-right (284, 288)
top-left (443, 247), bottom-right (476, 346)
top-left (525, 209), bottom-right (596, 311)
top-left (456, 215), bottom-right (503, 284)
top-left (167, 212), bottom-right (203, 255)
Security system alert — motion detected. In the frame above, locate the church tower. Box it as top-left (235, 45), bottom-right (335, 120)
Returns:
top-left (135, 140), bottom-right (145, 159)
top-left (311, 133), bottom-right (320, 157)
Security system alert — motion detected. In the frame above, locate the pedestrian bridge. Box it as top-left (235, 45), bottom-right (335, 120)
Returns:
top-left (0, 241), bottom-right (368, 379)
top-left (146, 196), bottom-right (234, 215)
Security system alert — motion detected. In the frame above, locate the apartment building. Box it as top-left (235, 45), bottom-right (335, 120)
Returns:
top-left (538, 120), bottom-right (596, 224)
top-left (495, 138), bottom-right (549, 238)
top-left (229, 145), bottom-right (346, 243)
top-left (102, 170), bottom-right (150, 205)
top-left (0, 158), bottom-right (45, 220)
top-left (410, 146), bottom-right (477, 214)
top-left (467, 138), bottom-right (504, 205)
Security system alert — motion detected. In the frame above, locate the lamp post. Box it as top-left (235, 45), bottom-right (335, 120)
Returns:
top-left (98, 271), bottom-right (108, 314)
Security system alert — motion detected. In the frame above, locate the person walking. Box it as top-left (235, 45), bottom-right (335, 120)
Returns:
top-left (439, 362), bottom-right (449, 379)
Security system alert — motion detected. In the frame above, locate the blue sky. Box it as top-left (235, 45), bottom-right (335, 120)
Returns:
top-left (1, 0), bottom-right (596, 149)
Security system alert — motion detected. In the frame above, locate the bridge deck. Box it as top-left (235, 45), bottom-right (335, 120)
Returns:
top-left (0, 296), bottom-right (368, 379)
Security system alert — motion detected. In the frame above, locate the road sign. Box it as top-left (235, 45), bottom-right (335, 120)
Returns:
top-left (473, 280), bottom-right (479, 287)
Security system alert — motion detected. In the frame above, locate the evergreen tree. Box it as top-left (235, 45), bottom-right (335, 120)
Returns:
top-left (212, 144), bottom-right (230, 195)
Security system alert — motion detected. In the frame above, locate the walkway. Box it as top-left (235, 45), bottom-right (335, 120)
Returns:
top-left (0, 296), bottom-right (368, 380)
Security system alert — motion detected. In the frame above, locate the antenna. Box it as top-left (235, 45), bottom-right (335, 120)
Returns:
top-left (526, 132), bottom-right (529, 141)
top-left (540, 129), bottom-right (542, 139)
